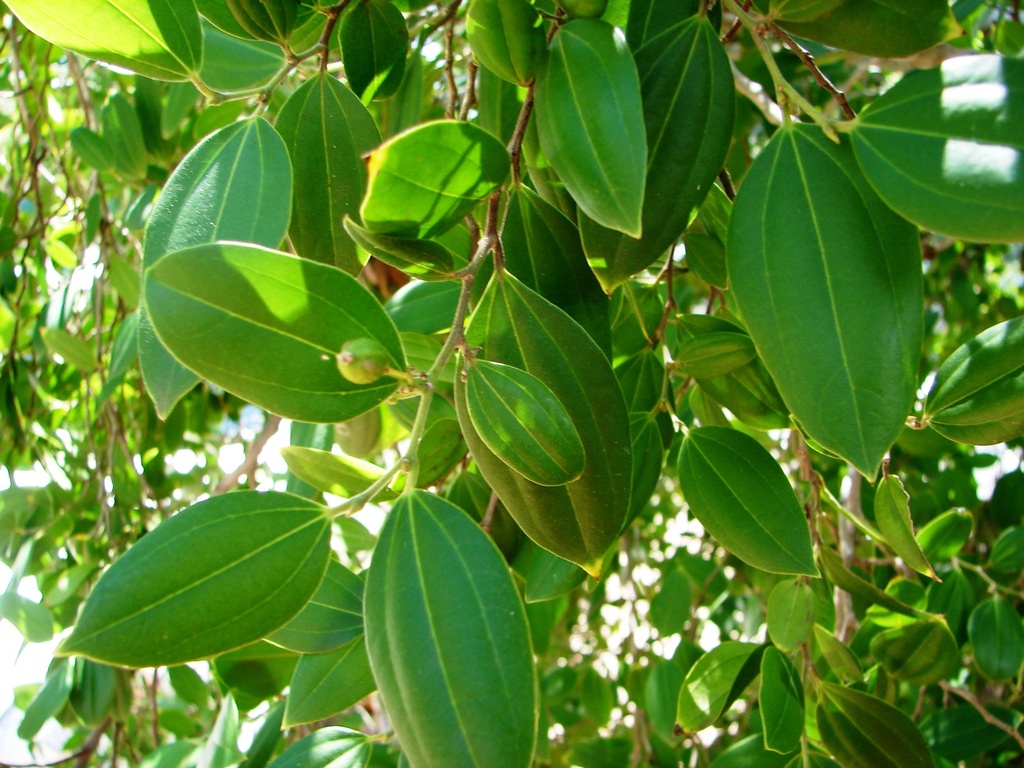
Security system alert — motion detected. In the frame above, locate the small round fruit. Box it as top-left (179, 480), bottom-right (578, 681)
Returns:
top-left (337, 338), bottom-right (390, 385)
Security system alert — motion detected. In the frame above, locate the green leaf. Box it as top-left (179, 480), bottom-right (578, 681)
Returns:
top-left (339, 0), bottom-right (408, 101)
top-left (677, 427), bottom-right (818, 576)
top-left (284, 638), bottom-right (377, 727)
top-left (102, 93), bottom-right (148, 179)
top-left (815, 682), bottom-right (935, 768)
top-left (989, 525), bottom-right (1024, 572)
top-left (770, 0), bottom-right (845, 22)
top-left (364, 491), bottom-right (537, 768)
top-left (280, 446), bottom-right (398, 501)
top-left (759, 647), bottom-right (804, 754)
top-left (226, 0), bottom-right (297, 43)
top-left (649, 566), bottom-right (692, 636)
top-left (676, 642), bottom-right (761, 733)
top-left (923, 315), bottom-right (1024, 445)
top-left (6, 0), bottom-right (202, 81)
top-left (727, 124), bottom-right (922, 479)
top-left (917, 507), bottom-right (973, 563)
top-left (812, 625), bottom-right (862, 682)
top-left (276, 75), bottom-right (381, 273)
top-left (869, 618), bottom-right (960, 685)
top-left (683, 232), bottom-right (727, 289)
top-left (198, 21), bottom-right (284, 92)
top-left (920, 705), bottom-right (1024, 763)
top-left (144, 243), bottom-right (405, 423)
top-left (456, 272), bottom-right (632, 575)
top-left (139, 117), bottom-right (292, 419)
top-left (774, 0), bottom-right (961, 57)
top-left (502, 186), bottom-right (611, 354)
top-left (767, 578), bottom-right (816, 652)
top-left (198, 694), bottom-right (243, 768)
top-left (819, 548), bottom-right (925, 619)
top-left (168, 665), bottom-right (209, 708)
top-left (514, 540), bottom-right (589, 603)
top-left (851, 55), bottom-right (1024, 243)
top-left (70, 127), bottom-right (115, 172)
top-left (17, 659), bottom-right (73, 740)
top-left (266, 727), bottom-right (370, 768)
top-left (360, 121), bottom-right (509, 240)
top-left (579, 16), bottom-right (734, 291)
top-left (465, 359), bottom-right (586, 486)
top-left (535, 19), bottom-right (646, 237)
top-left (343, 216), bottom-right (465, 280)
top-left (267, 560), bottom-right (364, 654)
top-left (213, 641), bottom-right (298, 711)
top-left (240, 701), bottom-right (285, 768)
top-left (968, 596), bottom-right (1024, 681)
top-left (874, 475), bottom-right (936, 579)
top-left (466, 0), bottom-right (546, 86)
top-left (675, 332), bottom-right (757, 379)
top-left (40, 328), bottom-right (93, 372)
top-left (68, 658), bottom-right (116, 725)
top-left (386, 281), bottom-right (460, 334)
top-left (57, 492), bottom-right (331, 667)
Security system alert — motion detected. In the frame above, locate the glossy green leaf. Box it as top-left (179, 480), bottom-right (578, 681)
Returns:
top-left (627, 412), bottom-right (666, 525)
top-left (364, 491), bottom-right (537, 768)
top-left (649, 566), bottom-right (692, 637)
top-left (241, 701), bottom-right (285, 768)
top-left (214, 640), bottom-right (299, 712)
top-left (267, 727), bottom-right (370, 768)
top-left (770, 0), bottom-right (844, 22)
top-left (727, 124), bottom-right (922, 479)
top-left (280, 446), bottom-right (398, 501)
top-left (875, 475), bottom-right (936, 579)
top-left (466, 0), bottom-right (545, 85)
top-left (102, 93), bottom-right (148, 179)
top-left (869, 618), bottom-right (959, 684)
top-left (0, 591), bottom-right (52, 642)
top-left (916, 507), bottom-right (973, 563)
top-left (276, 76), bottom-right (380, 273)
top-left (17, 659), bottom-right (73, 740)
top-left (774, 0), bottom-right (961, 57)
top-left (926, 566), bottom-right (974, 640)
top-left (815, 682), bottom-right (935, 768)
top-left (69, 658), bottom-right (116, 725)
top-left (343, 216), bottom-right (464, 280)
top-left (759, 647), bottom-right (804, 754)
top-left (812, 625), bottom-right (862, 681)
top-left (923, 315), bottom-right (1024, 445)
top-left (360, 121), bottom-right (509, 240)
top-left (852, 55), bottom-right (1023, 242)
top-left (676, 641), bottom-right (760, 733)
top-left (40, 328), bottom-right (93, 372)
top-left (683, 231), bottom-right (727, 288)
top-left (819, 548), bottom-right (925, 619)
top-left (57, 492), bottom-right (332, 667)
top-left (645, 658), bottom-right (686, 741)
top-left (413, 417), bottom-right (466, 487)
top-left (284, 638), bottom-right (376, 727)
top-left (386, 281), bottom-right (460, 334)
top-left (196, 0), bottom-right (256, 39)
top-left (226, 0), bottom-right (297, 43)
top-left (267, 560), bottom-right (363, 654)
top-left (676, 332), bottom-right (757, 379)
top-left (502, 186), bottom-right (611, 354)
top-left (198, 694), bottom-right (243, 768)
top-left (989, 525), bottom-right (1024, 572)
top-left (968, 596), bottom-right (1024, 681)
top-left (6, 0), bottom-right (202, 81)
top-left (465, 359), bottom-right (586, 486)
top-left (535, 19), bottom-right (646, 237)
top-left (145, 243), bottom-right (405, 423)
top-left (198, 22), bottom-right (284, 92)
top-left (514, 541), bottom-right (589, 603)
top-left (710, 736), bottom-right (797, 768)
top-left (920, 704), bottom-right (1024, 763)
top-left (579, 15), bottom-right (734, 291)
top-left (340, 0), bottom-right (408, 101)
top-left (139, 117), bottom-right (292, 418)
top-left (767, 578), bottom-right (816, 652)
top-left (456, 272), bottom-right (632, 575)
top-left (678, 427), bottom-right (818, 576)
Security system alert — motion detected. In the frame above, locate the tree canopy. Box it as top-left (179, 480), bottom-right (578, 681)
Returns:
top-left (1, 0), bottom-right (1023, 766)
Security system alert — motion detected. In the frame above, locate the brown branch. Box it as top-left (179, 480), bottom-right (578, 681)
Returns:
top-left (769, 24), bottom-right (856, 119)
top-left (1, 718), bottom-right (111, 768)
top-left (507, 83), bottom-right (536, 186)
top-left (318, 1), bottom-right (353, 72)
top-left (718, 168), bottom-right (736, 200)
top-left (214, 414), bottom-right (283, 493)
top-left (721, 0), bottom-right (752, 44)
top-left (940, 682), bottom-right (1024, 753)
top-left (443, 11), bottom-right (459, 118)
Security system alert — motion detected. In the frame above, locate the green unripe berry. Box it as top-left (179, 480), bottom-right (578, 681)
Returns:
top-left (337, 338), bottom-right (390, 385)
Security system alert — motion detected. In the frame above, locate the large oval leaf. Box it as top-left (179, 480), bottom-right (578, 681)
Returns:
top-left (922, 315), bottom-right (1024, 445)
top-left (816, 682), bottom-right (934, 768)
top-left (198, 21), bottom-right (284, 92)
top-left (968, 596), bottom-right (1024, 681)
top-left (267, 727), bottom-right (370, 768)
top-left (767, 578), bottom-right (816, 652)
top-left (759, 647), bottom-right (804, 755)
top-left (7, 0), bottom-right (202, 81)
top-left (364, 491), bottom-right (537, 768)
top-left (144, 243), bottom-right (405, 423)
top-left (276, 75), bottom-right (381, 273)
top-left (57, 492), bottom-right (331, 667)
top-left (774, 0), bottom-right (961, 57)
top-left (465, 359), bottom-right (586, 486)
top-left (579, 14), bottom-right (734, 291)
top-left (139, 117), bottom-right (293, 419)
top-left (727, 124), bottom-right (923, 480)
top-left (869, 618), bottom-right (960, 685)
top-left (456, 272), bottom-right (632, 576)
top-left (676, 642), bottom-right (762, 733)
top-left (466, 0), bottom-right (546, 86)
top-left (267, 560), bottom-right (364, 654)
top-left (360, 120), bottom-right (510, 240)
top-left (852, 55), bottom-right (1024, 243)
top-left (678, 427), bottom-right (818, 576)
top-left (874, 475), bottom-right (936, 579)
top-left (534, 19), bottom-right (646, 237)
top-left (339, 0), bottom-right (408, 101)
top-left (284, 638), bottom-right (377, 728)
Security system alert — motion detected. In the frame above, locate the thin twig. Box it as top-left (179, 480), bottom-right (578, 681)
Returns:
top-left (940, 682), bottom-right (1024, 753)
top-left (721, 0), bottom-right (752, 44)
top-left (319, 1), bottom-right (353, 71)
top-left (214, 414), bottom-right (283, 493)
top-left (769, 24), bottom-right (856, 119)
top-left (0, 718), bottom-right (112, 768)
top-left (507, 83), bottom-right (536, 186)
